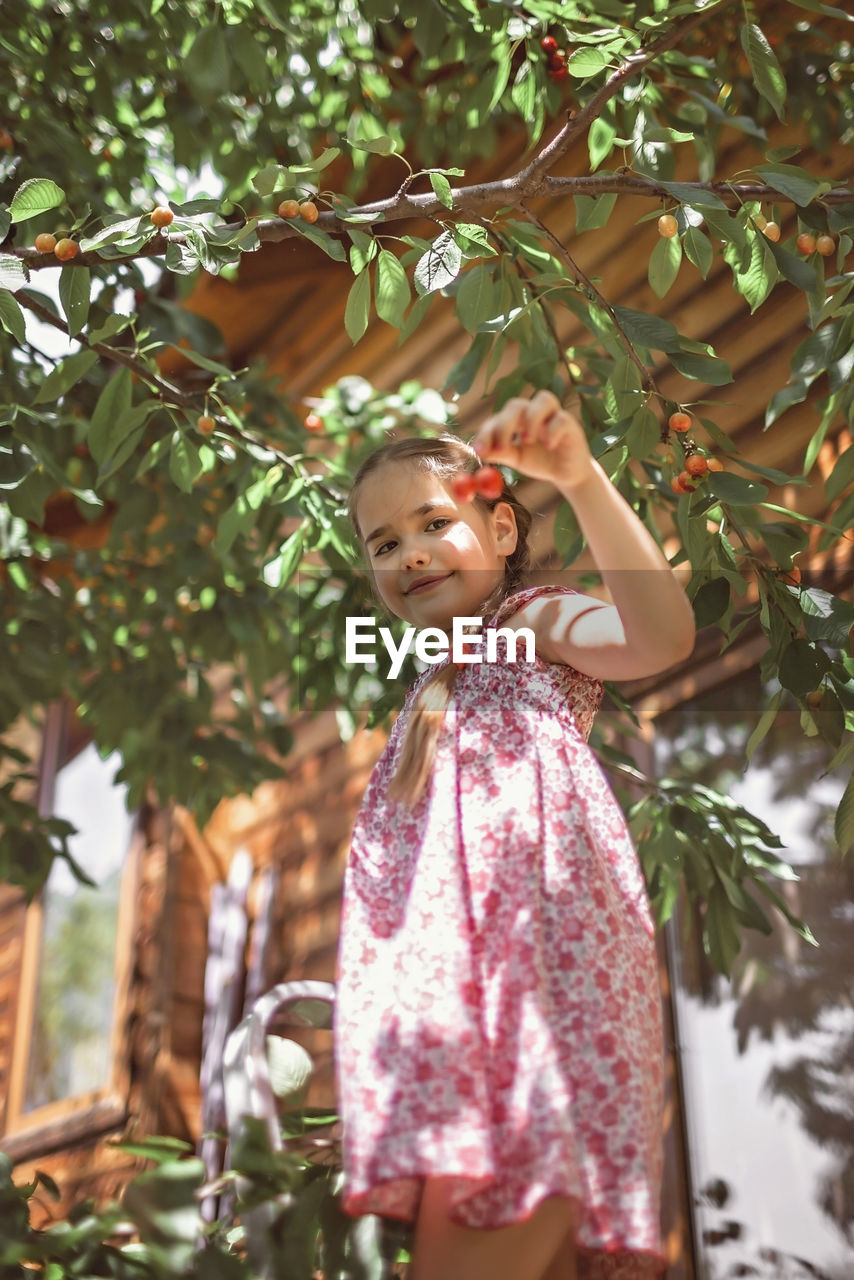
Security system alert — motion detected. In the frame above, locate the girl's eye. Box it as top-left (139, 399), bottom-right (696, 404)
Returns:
top-left (373, 518), bottom-right (451, 558)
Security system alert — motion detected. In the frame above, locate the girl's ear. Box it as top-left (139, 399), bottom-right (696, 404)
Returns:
top-left (491, 500), bottom-right (519, 556)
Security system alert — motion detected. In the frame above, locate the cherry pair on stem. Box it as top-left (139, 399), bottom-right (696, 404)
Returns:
top-left (454, 392), bottom-right (593, 502)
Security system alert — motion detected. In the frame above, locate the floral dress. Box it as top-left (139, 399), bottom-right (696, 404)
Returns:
top-left (334, 585), bottom-right (666, 1277)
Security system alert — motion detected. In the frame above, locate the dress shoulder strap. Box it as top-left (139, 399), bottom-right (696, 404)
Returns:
top-left (485, 584), bottom-right (579, 630)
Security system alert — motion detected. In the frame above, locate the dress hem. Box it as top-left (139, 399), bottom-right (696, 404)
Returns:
top-left (341, 1181), bottom-right (667, 1275)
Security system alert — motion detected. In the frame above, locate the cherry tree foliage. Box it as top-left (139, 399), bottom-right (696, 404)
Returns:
top-left (1, 0), bottom-right (853, 972)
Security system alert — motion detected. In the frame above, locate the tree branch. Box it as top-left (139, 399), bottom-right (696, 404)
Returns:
top-left (515, 0), bottom-right (743, 194)
top-left (15, 181), bottom-right (854, 273)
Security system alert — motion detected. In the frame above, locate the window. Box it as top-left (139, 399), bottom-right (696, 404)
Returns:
top-left (3, 704), bottom-right (140, 1155)
top-left (654, 663), bottom-right (854, 1278)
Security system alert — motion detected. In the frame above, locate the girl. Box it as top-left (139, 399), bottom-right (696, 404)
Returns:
top-left (334, 389), bottom-right (695, 1280)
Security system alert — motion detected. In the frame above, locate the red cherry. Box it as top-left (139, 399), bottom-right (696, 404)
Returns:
top-left (473, 465), bottom-right (504, 500)
top-left (668, 411), bottom-right (692, 433)
top-left (541, 36), bottom-right (559, 54)
top-left (451, 472), bottom-right (477, 501)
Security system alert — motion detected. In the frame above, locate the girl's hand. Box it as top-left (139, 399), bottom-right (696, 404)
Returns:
top-left (470, 390), bottom-right (595, 490)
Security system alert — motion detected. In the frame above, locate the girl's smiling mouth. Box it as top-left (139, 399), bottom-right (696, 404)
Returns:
top-left (406, 573), bottom-right (453, 595)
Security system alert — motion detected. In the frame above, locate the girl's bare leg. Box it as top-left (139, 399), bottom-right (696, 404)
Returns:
top-left (410, 1177), bottom-right (578, 1280)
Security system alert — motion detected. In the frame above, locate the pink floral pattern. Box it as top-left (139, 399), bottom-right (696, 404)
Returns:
top-left (334, 585), bottom-right (666, 1276)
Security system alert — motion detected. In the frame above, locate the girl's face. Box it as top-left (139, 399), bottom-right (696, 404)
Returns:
top-left (355, 461), bottom-right (519, 628)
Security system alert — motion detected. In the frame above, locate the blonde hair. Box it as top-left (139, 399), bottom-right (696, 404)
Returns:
top-left (348, 434), bottom-right (533, 807)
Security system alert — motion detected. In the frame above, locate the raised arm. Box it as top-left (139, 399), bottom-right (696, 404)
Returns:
top-left (471, 390), bottom-right (696, 682)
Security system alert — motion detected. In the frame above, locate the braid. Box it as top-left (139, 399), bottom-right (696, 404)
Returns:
top-left (349, 434), bottom-right (534, 808)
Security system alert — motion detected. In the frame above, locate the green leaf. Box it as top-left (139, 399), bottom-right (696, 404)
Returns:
top-left (740, 24), bottom-right (786, 121)
top-left (344, 268), bottom-right (371, 343)
top-left (836, 771), bottom-right (854, 856)
top-left (349, 230), bottom-right (378, 274)
top-left (0, 253), bottom-right (28, 293)
top-left (79, 215), bottom-right (148, 253)
top-left (624, 407), bottom-right (660, 459)
top-left (736, 458), bottom-right (808, 486)
top-left (778, 638), bottom-right (831, 696)
top-left (574, 193), bottom-right (617, 233)
top-left (297, 145), bottom-right (341, 173)
top-left (214, 495), bottom-right (256, 556)
top-left (488, 45), bottom-right (513, 112)
top-left (588, 115), bottom-right (616, 170)
top-left (32, 348), bottom-right (99, 403)
top-left (706, 471), bottom-right (769, 504)
top-left (603, 355), bottom-right (643, 422)
top-left (765, 380), bottom-right (809, 428)
top-left (647, 233), bottom-right (681, 299)
top-left (95, 402), bottom-right (154, 473)
top-left (455, 263), bottom-right (496, 334)
top-left (692, 577), bottom-right (731, 628)
top-left (9, 178), bottom-right (66, 223)
top-left (414, 229), bottom-right (463, 295)
top-left (683, 226), bottom-right (713, 279)
top-left (510, 58), bottom-right (537, 122)
top-left (745, 688), bottom-right (784, 763)
top-left (350, 134), bottom-right (396, 155)
top-left (826, 445), bottom-right (854, 504)
top-left (611, 306), bottom-right (678, 352)
top-left (789, 0), bottom-right (854, 16)
top-left (88, 367), bottom-right (133, 465)
top-left (185, 25), bottom-right (230, 105)
top-left (169, 431), bottom-right (203, 493)
top-left (0, 289), bottom-right (25, 342)
top-left (444, 329), bottom-right (492, 394)
top-left (762, 237), bottom-right (823, 299)
top-left (263, 523), bottom-right (307, 588)
top-left (97, 418), bottom-right (150, 481)
top-left (58, 264), bottom-right (90, 337)
top-left (429, 172), bottom-right (453, 209)
top-left (229, 22), bottom-right (271, 93)
top-left (87, 312), bottom-right (133, 344)
top-left (667, 350), bottom-right (732, 385)
top-left (375, 249), bottom-right (410, 328)
top-left (567, 47), bottom-right (610, 78)
top-left (761, 521), bottom-right (809, 567)
top-left (736, 233), bottom-right (778, 312)
top-left (452, 223), bottom-right (497, 258)
top-left (660, 183), bottom-right (729, 211)
top-left (293, 221), bottom-right (347, 261)
top-left (799, 588), bottom-right (854, 647)
top-left (754, 163), bottom-right (824, 207)
top-left (252, 164), bottom-right (288, 196)
top-left (169, 347), bottom-right (234, 377)
top-left (704, 884), bottom-right (743, 974)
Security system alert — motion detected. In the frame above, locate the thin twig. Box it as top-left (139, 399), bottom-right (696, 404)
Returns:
top-left (16, 289), bottom-right (350, 500)
top-left (16, 289), bottom-right (195, 405)
top-left (521, 205), bottom-right (659, 398)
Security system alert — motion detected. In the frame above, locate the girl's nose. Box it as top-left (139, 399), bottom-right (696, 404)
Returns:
top-left (400, 541), bottom-right (429, 571)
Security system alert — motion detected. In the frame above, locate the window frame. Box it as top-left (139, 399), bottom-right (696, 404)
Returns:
top-left (1, 702), bottom-right (141, 1161)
